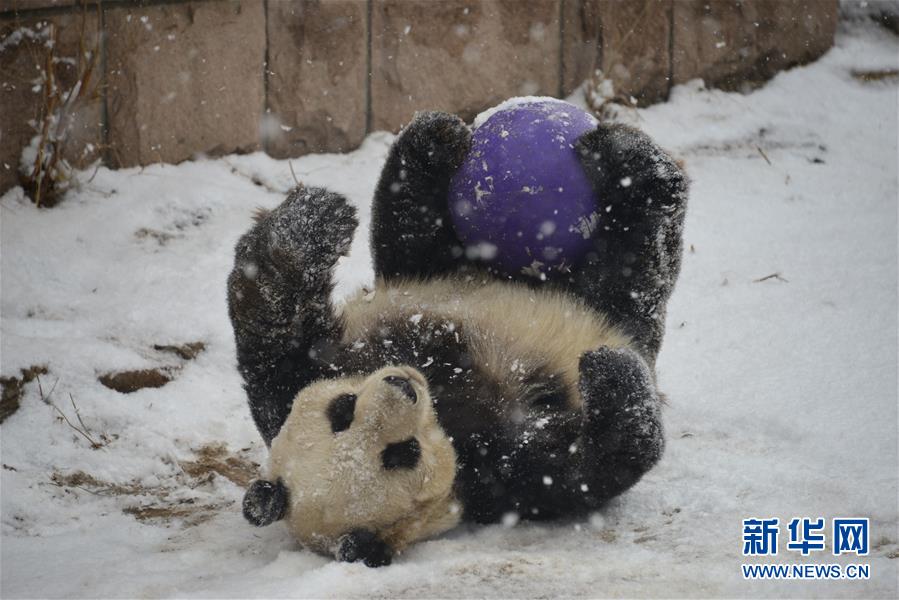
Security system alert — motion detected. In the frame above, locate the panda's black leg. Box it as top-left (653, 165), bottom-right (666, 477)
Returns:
top-left (371, 111), bottom-right (472, 280)
top-left (574, 346), bottom-right (664, 507)
top-left (499, 347), bottom-right (663, 518)
top-left (571, 123), bottom-right (688, 365)
top-left (227, 186), bottom-right (357, 445)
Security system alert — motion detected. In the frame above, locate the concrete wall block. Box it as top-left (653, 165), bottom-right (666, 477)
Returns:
top-left (672, 0), bottom-right (838, 89)
top-left (265, 0), bottom-right (367, 159)
top-left (597, 0), bottom-right (672, 106)
top-left (1, 1), bottom-right (84, 11)
top-left (371, 0), bottom-right (562, 132)
top-left (0, 9), bottom-right (103, 193)
top-left (671, 0), bottom-right (752, 88)
top-left (1, 0), bottom-right (840, 186)
top-left (561, 0), bottom-right (601, 96)
top-left (105, 0), bottom-right (265, 168)
top-left (754, 0), bottom-right (839, 76)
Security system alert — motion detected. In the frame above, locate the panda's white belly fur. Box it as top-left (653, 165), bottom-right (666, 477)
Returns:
top-left (340, 275), bottom-right (631, 408)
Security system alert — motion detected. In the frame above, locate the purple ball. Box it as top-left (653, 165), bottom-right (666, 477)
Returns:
top-left (449, 98), bottom-right (599, 278)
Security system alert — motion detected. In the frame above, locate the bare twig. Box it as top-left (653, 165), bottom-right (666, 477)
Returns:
top-left (48, 393), bottom-right (105, 450)
top-left (51, 402), bottom-right (101, 449)
top-left (753, 272), bottom-right (788, 283)
top-left (70, 393), bottom-right (91, 433)
top-left (287, 160), bottom-right (301, 187)
top-left (224, 160), bottom-right (282, 194)
top-left (756, 146), bottom-right (772, 166)
top-left (36, 374), bottom-right (60, 405)
top-left (21, 6), bottom-right (101, 207)
top-left (85, 160), bottom-right (102, 184)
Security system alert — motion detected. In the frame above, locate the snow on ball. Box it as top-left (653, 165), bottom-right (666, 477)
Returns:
top-left (449, 98), bottom-right (599, 278)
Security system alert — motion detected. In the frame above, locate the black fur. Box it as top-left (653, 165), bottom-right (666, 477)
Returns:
top-left (243, 479), bottom-right (289, 527)
top-left (227, 186), bottom-right (357, 445)
top-left (337, 529), bottom-right (393, 567)
top-left (381, 438), bottom-right (422, 470)
top-left (571, 125), bottom-right (688, 363)
top-left (227, 110), bottom-right (687, 559)
top-left (370, 111), bottom-right (474, 279)
top-left (449, 348), bottom-right (662, 523)
top-left (369, 115), bottom-right (688, 364)
top-left (327, 393), bottom-right (357, 433)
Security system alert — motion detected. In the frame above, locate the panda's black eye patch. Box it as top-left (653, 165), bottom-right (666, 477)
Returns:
top-left (381, 438), bottom-right (421, 470)
top-left (327, 394), bottom-right (357, 433)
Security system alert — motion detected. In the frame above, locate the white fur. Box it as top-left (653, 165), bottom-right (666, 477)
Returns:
top-left (269, 366), bottom-right (458, 554)
top-left (343, 275), bottom-right (632, 408)
top-left (270, 275), bottom-right (632, 553)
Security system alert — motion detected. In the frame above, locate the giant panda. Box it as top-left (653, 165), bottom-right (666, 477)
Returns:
top-left (227, 111), bottom-right (688, 567)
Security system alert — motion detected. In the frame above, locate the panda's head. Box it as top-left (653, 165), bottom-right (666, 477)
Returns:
top-left (242, 366), bottom-right (459, 567)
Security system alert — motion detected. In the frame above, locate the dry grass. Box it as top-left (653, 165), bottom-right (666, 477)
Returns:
top-left (50, 470), bottom-right (144, 496)
top-left (153, 342), bottom-right (206, 361)
top-left (179, 443), bottom-right (259, 488)
top-left (50, 443), bottom-right (260, 527)
top-left (584, 69), bottom-right (642, 122)
top-left (851, 69), bottom-right (899, 82)
top-left (134, 227), bottom-right (178, 246)
top-left (122, 501), bottom-right (230, 526)
top-left (18, 8), bottom-right (103, 207)
top-left (49, 392), bottom-right (113, 449)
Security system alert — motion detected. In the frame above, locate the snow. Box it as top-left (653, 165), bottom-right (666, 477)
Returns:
top-left (2, 22), bottom-right (898, 599)
top-left (471, 95), bottom-right (597, 129)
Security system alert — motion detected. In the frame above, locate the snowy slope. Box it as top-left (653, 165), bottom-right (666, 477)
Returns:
top-left (2, 22), bottom-right (897, 599)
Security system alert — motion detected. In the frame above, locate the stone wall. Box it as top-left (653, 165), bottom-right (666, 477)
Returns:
top-left (0, 0), bottom-right (839, 195)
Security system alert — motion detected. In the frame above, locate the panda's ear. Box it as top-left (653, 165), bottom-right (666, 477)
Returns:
top-left (242, 479), bottom-right (289, 527)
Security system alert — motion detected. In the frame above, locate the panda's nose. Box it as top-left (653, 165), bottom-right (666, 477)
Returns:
top-left (383, 376), bottom-right (417, 404)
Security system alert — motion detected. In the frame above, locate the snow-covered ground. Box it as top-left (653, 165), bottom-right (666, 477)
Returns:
top-left (2, 22), bottom-right (897, 599)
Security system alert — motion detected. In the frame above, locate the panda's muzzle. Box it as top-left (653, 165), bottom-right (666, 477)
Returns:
top-left (383, 375), bottom-right (417, 404)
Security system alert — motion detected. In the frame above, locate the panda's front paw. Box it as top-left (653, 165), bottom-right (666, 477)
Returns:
top-left (336, 529), bottom-right (394, 568)
top-left (400, 111), bottom-right (472, 172)
top-left (264, 186), bottom-right (358, 274)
